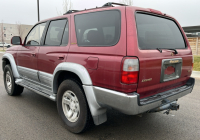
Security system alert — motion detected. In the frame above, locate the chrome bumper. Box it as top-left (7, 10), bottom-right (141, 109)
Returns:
top-left (93, 78), bottom-right (195, 115)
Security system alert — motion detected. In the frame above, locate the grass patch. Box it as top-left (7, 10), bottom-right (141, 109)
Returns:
top-left (193, 56), bottom-right (200, 71)
top-left (0, 50), bottom-right (6, 52)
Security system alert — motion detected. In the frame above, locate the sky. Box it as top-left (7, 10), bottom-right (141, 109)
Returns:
top-left (0, 0), bottom-right (199, 27)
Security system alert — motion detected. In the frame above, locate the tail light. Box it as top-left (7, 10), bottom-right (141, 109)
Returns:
top-left (121, 57), bottom-right (139, 84)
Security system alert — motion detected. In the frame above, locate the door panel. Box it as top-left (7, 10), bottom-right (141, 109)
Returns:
top-left (17, 22), bottom-right (47, 82)
top-left (37, 18), bottom-right (70, 87)
top-left (17, 46), bottom-right (40, 82)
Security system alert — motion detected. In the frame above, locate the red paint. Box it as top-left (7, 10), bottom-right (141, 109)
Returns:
top-left (6, 5), bottom-right (193, 99)
top-left (165, 66), bottom-right (175, 75)
top-left (87, 57), bottom-right (99, 70)
top-left (149, 9), bottom-right (163, 15)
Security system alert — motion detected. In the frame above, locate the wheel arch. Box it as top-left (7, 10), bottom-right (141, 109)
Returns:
top-left (2, 53), bottom-right (20, 78)
top-left (52, 62), bottom-right (107, 125)
top-left (52, 62), bottom-right (93, 94)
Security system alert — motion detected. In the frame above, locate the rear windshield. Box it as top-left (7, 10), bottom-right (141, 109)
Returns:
top-left (136, 13), bottom-right (186, 50)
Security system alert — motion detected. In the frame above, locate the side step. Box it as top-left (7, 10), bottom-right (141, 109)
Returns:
top-left (15, 79), bottom-right (56, 101)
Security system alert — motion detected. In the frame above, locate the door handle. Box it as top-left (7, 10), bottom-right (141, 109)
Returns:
top-left (58, 55), bottom-right (65, 60)
top-left (31, 53), bottom-right (36, 57)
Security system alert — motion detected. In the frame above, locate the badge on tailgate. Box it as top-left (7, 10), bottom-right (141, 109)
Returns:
top-left (160, 58), bottom-right (182, 83)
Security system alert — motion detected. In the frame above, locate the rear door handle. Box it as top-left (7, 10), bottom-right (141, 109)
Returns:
top-left (58, 55), bottom-right (65, 60)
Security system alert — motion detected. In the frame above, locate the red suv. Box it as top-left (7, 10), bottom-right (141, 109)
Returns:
top-left (2, 2), bottom-right (195, 133)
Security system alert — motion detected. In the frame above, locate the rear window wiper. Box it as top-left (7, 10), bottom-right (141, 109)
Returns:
top-left (157, 48), bottom-right (178, 54)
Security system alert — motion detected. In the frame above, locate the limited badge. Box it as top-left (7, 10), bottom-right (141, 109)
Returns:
top-left (142, 78), bottom-right (152, 82)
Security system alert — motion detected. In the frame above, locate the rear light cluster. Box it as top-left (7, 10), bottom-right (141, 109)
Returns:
top-left (121, 57), bottom-right (139, 84)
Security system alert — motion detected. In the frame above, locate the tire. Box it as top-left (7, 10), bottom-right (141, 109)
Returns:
top-left (3, 65), bottom-right (24, 96)
top-left (57, 79), bottom-right (93, 133)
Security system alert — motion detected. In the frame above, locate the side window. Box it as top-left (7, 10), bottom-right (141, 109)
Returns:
top-left (45, 19), bottom-right (67, 46)
top-left (75, 10), bottom-right (121, 46)
top-left (26, 22), bottom-right (46, 46)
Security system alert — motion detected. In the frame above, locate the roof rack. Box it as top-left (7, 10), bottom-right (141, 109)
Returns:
top-left (102, 2), bottom-right (127, 7)
top-left (64, 2), bottom-right (127, 15)
top-left (64, 10), bottom-right (79, 15)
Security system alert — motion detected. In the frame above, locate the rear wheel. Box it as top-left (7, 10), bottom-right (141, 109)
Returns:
top-left (3, 65), bottom-right (24, 96)
top-left (57, 79), bottom-right (93, 133)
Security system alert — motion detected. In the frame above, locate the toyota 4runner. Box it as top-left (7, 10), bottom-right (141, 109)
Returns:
top-left (2, 2), bottom-right (195, 133)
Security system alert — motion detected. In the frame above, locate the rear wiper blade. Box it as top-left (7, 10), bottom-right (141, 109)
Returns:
top-left (168, 49), bottom-right (178, 54)
top-left (157, 48), bottom-right (178, 54)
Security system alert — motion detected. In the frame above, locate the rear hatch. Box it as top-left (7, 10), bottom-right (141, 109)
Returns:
top-left (128, 10), bottom-right (193, 99)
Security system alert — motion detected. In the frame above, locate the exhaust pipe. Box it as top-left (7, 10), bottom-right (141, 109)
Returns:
top-left (149, 101), bottom-right (179, 113)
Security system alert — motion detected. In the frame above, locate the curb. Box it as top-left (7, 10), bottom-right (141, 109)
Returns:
top-left (191, 71), bottom-right (200, 79)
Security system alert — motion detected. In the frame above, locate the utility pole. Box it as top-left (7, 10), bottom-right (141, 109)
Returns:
top-left (37, 0), bottom-right (40, 22)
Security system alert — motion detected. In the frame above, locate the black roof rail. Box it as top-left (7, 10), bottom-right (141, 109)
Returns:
top-left (64, 10), bottom-right (79, 15)
top-left (63, 2), bottom-right (127, 15)
top-left (102, 2), bottom-right (127, 7)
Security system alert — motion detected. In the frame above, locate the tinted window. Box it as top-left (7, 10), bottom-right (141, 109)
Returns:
top-left (136, 13), bottom-right (186, 49)
top-left (75, 10), bottom-right (121, 46)
top-left (61, 22), bottom-right (69, 45)
top-left (45, 19), bottom-right (67, 46)
top-left (26, 22), bottom-right (46, 46)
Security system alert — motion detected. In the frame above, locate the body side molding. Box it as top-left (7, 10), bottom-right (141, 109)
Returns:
top-left (2, 53), bottom-right (20, 78)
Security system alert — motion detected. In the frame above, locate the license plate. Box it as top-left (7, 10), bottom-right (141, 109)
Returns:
top-left (160, 58), bottom-right (182, 83)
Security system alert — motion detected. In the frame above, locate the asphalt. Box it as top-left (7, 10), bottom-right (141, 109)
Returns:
top-left (0, 53), bottom-right (200, 140)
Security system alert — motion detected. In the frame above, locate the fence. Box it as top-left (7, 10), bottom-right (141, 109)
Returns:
top-left (188, 37), bottom-right (200, 55)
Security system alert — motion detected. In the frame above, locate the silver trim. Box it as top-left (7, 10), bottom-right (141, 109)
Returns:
top-left (2, 53), bottom-right (20, 78)
top-left (160, 58), bottom-right (182, 83)
top-left (17, 66), bottom-right (40, 82)
top-left (15, 79), bottom-right (56, 101)
top-left (93, 83), bottom-right (194, 115)
top-left (38, 71), bottom-right (53, 87)
top-left (52, 62), bottom-right (93, 93)
top-left (83, 85), bottom-right (107, 125)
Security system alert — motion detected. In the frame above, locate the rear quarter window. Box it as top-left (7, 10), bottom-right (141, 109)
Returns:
top-left (136, 13), bottom-right (186, 50)
top-left (75, 10), bottom-right (121, 46)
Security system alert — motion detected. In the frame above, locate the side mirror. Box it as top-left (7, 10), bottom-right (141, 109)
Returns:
top-left (11, 36), bottom-right (22, 45)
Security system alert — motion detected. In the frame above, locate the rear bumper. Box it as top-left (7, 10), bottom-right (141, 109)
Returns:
top-left (93, 77), bottom-right (195, 115)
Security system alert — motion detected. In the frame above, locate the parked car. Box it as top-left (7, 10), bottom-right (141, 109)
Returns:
top-left (2, 2), bottom-right (195, 133)
top-left (0, 42), bottom-right (11, 48)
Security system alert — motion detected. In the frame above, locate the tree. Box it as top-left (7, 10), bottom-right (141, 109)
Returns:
top-left (0, 21), bottom-right (6, 51)
top-left (57, 0), bottom-right (73, 15)
top-left (120, 0), bottom-right (133, 6)
top-left (16, 22), bottom-right (25, 40)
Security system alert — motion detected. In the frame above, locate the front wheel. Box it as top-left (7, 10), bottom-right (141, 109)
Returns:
top-left (57, 79), bottom-right (93, 133)
top-left (3, 65), bottom-right (24, 96)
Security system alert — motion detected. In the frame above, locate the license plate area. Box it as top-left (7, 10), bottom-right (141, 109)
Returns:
top-left (160, 58), bottom-right (182, 83)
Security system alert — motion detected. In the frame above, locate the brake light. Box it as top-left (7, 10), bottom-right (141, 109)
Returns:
top-left (121, 58), bottom-right (139, 84)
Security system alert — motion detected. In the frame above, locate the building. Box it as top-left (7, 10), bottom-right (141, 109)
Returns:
top-left (183, 25), bottom-right (200, 37)
top-left (182, 25), bottom-right (200, 55)
top-left (0, 23), bottom-right (33, 44)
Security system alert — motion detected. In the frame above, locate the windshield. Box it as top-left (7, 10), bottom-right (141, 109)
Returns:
top-left (136, 13), bottom-right (186, 50)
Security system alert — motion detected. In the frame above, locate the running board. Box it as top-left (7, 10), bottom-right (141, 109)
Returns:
top-left (15, 79), bottom-right (56, 101)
